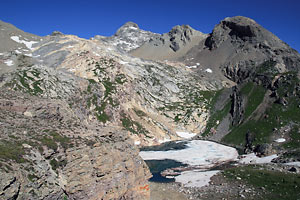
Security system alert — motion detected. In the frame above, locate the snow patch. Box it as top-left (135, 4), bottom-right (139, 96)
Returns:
top-left (176, 131), bottom-right (196, 139)
top-left (4, 60), bottom-right (14, 66)
top-left (175, 170), bottom-right (220, 188)
top-left (0, 53), bottom-right (3, 55)
top-left (205, 68), bottom-right (213, 73)
top-left (10, 36), bottom-right (38, 50)
top-left (140, 140), bottom-right (239, 167)
top-left (284, 162), bottom-right (300, 167)
top-left (119, 60), bottom-right (129, 65)
top-left (186, 65), bottom-right (197, 69)
top-left (93, 52), bottom-right (100, 56)
top-left (25, 53), bottom-right (33, 57)
top-left (66, 45), bottom-right (74, 48)
top-left (134, 141), bottom-right (141, 145)
top-left (274, 138), bottom-right (286, 143)
top-left (15, 50), bottom-right (22, 54)
top-left (129, 26), bottom-right (138, 30)
top-left (239, 153), bottom-right (278, 164)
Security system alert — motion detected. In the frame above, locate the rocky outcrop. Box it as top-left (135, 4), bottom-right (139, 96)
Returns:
top-left (0, 90), bottom-right (151, 200)
top-left (230, 86), bottom-right (245, 126)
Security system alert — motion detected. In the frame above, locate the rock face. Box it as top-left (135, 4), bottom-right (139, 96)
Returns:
top-left (0, 90), bottom-right (151, 200)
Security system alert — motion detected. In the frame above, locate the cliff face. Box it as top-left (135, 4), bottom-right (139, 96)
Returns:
top-left (0, 90), bottom-right (151, 200)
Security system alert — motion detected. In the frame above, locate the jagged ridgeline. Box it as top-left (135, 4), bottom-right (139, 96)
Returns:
top-left (0, 15), bottom-right (300, 199)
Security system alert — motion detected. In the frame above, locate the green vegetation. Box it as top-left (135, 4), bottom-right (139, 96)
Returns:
top-left (133, 108), bottom-right (147, 117)
top-left (121, 114), bottom-right (150, 136)
top-left (223, 84), bottom-right (300, 146)
top-left (243, 84), bottom-right (266, 120)
top-left (87, 79), bottom-right (97, 93)
top-left (276, 72), bottom-right (299, 98)
top-left (283, 126), bottom-right (300, 149)
top-left (115, 74), bottom-right (127, 84)
top-left (102, 78), bottom-right (116, 98)
top-left (0, 140), bottom-right (27, 163)
top-left (50, 158), bottom-right (67, 171)
top-left (39, 130), bottom-right (70, 152)
top-left (12, 69), bottom-right (44, 95)
top-left (256, 60), bottom-right (278, 77)
top-left (86, 58), bottom-right (127, 123)
top-left (240, 82), bottom-right (254, 96)
top-left (28, 174), bottom-right (38, 182)
top-left (223, 165), bottom-right (300, 200)
top-left (203, 100), bottom-right (232, 135)
top-left (157, 88), bottom-right (221, 125)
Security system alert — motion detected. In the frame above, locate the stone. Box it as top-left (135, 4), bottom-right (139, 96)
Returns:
top-left (288, 167), bottom-right (297, 173)
top-left (24, 111), bottom-right (33, 117)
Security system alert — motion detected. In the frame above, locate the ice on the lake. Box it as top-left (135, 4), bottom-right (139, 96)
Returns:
top-left (175, 170), bottom-right (220, 188)
top-left (239, 153), bottom-right (278, 164)
top-left (139, 140), bottom-right (239, 167)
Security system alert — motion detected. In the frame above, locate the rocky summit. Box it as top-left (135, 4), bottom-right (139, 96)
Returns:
top-left (0, 16), bottom-right (300, 200)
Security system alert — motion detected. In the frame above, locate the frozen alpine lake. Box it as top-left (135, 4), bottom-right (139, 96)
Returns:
top-left (140, 140), bottom-right (239, 167)
top-left (140, 140), bottom-right (239, 187)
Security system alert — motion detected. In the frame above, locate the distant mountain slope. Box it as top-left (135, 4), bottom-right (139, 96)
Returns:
top-left (181, 16), bottom-right (300, 83)
top-left (130, 24), bottom-right (207, 61)
top-left (93, 22), bottom-right (159, 52)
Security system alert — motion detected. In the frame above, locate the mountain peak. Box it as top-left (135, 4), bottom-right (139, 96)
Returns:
top-left (223, 16), bottom-right (257, 25)
top-left (122, 21), bottom-right (139, 29)
top-left (115, 22), bottom-right (139, 34)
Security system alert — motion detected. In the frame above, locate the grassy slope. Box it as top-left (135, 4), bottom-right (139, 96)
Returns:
top-left (223, 165), bottom-right (300, 200)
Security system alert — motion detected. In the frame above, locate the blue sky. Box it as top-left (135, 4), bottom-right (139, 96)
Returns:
top-left (1, 0), bottom-right (300, 52)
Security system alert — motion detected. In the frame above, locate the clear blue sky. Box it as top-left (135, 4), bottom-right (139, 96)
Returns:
top-left (1, 0), bottom-right (300, 52)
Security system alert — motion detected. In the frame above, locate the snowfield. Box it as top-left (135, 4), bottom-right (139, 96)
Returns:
top-left (139, 140), bottom-right (239, 167)
top-left (284, 162), bottom-right (300, 167)
top-left (176, 131), bottom-right (196, 139)
top-left (11, 36), bottom-right (38, 50)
